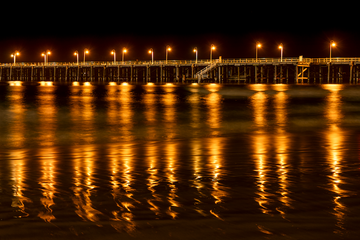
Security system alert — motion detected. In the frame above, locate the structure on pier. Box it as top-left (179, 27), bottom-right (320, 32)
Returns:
top-left (1, 57), bottom-right (360, 84)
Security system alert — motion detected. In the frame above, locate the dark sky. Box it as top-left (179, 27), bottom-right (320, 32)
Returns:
top-left (1, 2), bottom-right (359, 63)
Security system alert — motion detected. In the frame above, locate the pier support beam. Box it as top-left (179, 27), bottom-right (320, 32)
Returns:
top-left (274, 65), bottom-right (277, 83)
top-left (350, 62), bottom-right (354, 84)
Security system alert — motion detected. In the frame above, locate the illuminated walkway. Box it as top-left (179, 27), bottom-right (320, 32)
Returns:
top-left (1, 57), bottom-right (360, 84)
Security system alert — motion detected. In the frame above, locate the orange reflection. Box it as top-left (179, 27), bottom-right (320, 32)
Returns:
top-left (145, 142), bottom-right (161, 217)
top-left (273, 90), bottom-right (289, 133)
top-left (109, 143), bottom-right (136, 233)
top-left (165, 141), bottom-right (179, 219)
top-left (37, 86), bottom-right (56, 146)
top-left (144, 90), bottom-right (157, 122)
top-left (8, 87), bottom-right (25, 148)
top-left (70, 85), bottom-right (95, 143)
top-left (38, 147), bottom-right (57, 222)
top-left (248, 84), bottom-right (268, 92)
top-left (190, 138), bottom-right (207, 217)
top-left (161, 86), bottom-right (177, 139)
top-left (204, 83), bottom-right (221, 93)
top-left (322, 84), bottom-right (344, 125)
top-left (106, 85), bottom-right (121, 142)
top-left (250, 90), bottom-right (268, 129)
top-left (9, 81), bottom-right (22, 86)
top-left (119, 85), bottom-right (134, 141)
top-left (144, 83), bottom-right (156, 93)
top-left (120, 145), bottom-right (136, 210)
top-left (250, 86), bottom-right (271, 215)
top-left (323, 84), bottom-right (347, 232)
top-left (271, 84), bottom-right (288, 92)
top-left (72, 145), bottom-right (102, 223)
top-left (208, 137), bottom-right (227, 220)
top-left (273, 88), bottom-right (291, 217)
top-left (204, 92), bottom-right (221, 133)
top-left (326, 125), bottom-right (347, 232)
top-left (252, 133), bottom-right (271, 215)
top-left (39, 81), bottom-right (53, 86)
top-left (143, 89), bottom-right (157, 140)
top-left (188, 94), bottom-right (201, 129)
top-left (10, 150), bottom-right (31, 218)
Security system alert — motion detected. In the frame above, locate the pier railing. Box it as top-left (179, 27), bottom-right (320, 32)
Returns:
top-left (0, 59), bottom-right (215, 67)
top-left (222, 57), bottom-right (360, 64)
top-left (2, 57), bottom-right (360, 67)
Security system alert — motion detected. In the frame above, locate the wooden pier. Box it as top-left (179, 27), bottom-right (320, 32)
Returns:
top-left (1, 57), bottom-right (360, 84)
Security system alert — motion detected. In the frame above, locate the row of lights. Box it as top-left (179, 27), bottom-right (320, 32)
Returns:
top-left (10, 45), bottom-right (216, 65)
top-left (8, 81), bottom-right (204, 87)
top-left (10, 41), bottom-right (337, 64)
top-left (256, 41), bottom-right (336, 62)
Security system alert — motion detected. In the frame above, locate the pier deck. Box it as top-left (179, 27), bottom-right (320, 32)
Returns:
top-left (1, 57), bottom-right (360, 84)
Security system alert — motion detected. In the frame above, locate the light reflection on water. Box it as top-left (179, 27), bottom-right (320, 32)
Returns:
top-left (322, 84), bottom-right (348, 233)
top-left (8, 88), bottom-right (25, 148)
top-left (72, 145), bottom-right (102, 223)
top-left (38, 147), bottom-right (57, 222)
top-left (10, 150), bottom-right (30, 218)
top-left (1, 83), bottom-right (360, 238)
top-left (162, 86), bottom-right (177, 139)
top-left (145, 142), bottom-right (161, 217)
top-left (208, 137), bottom-right (227, 220)
top-left (273, 90), bottom-right (291, 217)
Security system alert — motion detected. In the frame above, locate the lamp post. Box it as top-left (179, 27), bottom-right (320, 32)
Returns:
top-left (256, 42), bottom-right (261, 62)
top-left (122, 48), bottom-right (127, 64)
top-left (149, 48), bottom-right (154, 64)
top-left (42, 52), bottom-right (46, 65)
top-left (47, 51), bottom-right (51, 64)
top-left (328, 40), bottom-right (336, 83)
top-left (166, 45), bottom-right (171, 64)
top-left (330, 40), bottom-right (336, 62)
top-left (278, 43), bottom-right (283, 62)
top-left (111, 49), bottom-right (116, 63)
top-left (83, 48), bottom-right (89, 64)
top-left (41, 51), bottom-right (51, 65)
top-left (74, 51), bottom-right (79, 65)
top-left (193, 47), bottom-right (198, 64)
top-left (210, 44), bottom-right (215, 63)
top-left (11, 51), bottom-right (20, 65)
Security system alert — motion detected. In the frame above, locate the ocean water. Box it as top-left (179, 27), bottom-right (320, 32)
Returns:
top-left (1, 82), bottom-right (360, 239)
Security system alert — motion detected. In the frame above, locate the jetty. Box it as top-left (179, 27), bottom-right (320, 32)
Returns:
top-left (1, 57), bottom-right (360, 84)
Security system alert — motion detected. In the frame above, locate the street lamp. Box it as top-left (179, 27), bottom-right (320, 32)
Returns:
top-left (256, 42), bottom-right (261, 62)
top-left (193, 47), bottom-right (198, 64)
top-left (330, 40), bottom-right (336, 62)
top-left (166, 45), bottom-right (171, 64)
top-left (41, 52), bottom-right (46, 65)
top-left (11, 51), bottom-right (20, 65)
top-left (41, 50), bottom-right (51, 65)
top-left (149, 48), bottom-right (154, 64)
top-left (122, 48), bottom-right (127, 64)
top-left (84, 48), bottom-right (89, 64)
top-left (111, 49), bottom-right (116, 63)
top-left (278, 43), bottom-right (283, 62)
top-left (210, 44), bottom-right (215, 63)
top-left (47, 51), bottom-right (51, 64)
top-left (74, 51), bottom-right (79, 65)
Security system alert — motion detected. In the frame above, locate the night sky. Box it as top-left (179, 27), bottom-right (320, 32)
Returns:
top-left (1, 2), bottom-right (359, 63)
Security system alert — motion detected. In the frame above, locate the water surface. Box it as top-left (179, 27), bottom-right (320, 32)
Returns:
top-left (1, 82), bottom-right (360, 239)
